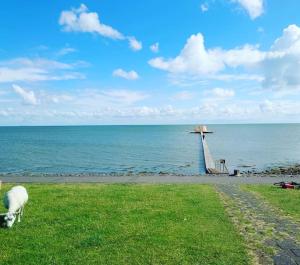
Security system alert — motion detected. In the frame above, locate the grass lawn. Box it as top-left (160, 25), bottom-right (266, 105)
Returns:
top-left (243, 185), bottom-right (300, 220)
top-left (0, 184), bottom-right (249, 265)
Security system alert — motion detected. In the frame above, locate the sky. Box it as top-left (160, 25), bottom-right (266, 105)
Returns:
top-left (1, 0), bottom-right (300, 125)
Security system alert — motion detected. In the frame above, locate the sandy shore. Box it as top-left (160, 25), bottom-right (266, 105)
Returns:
top-left (1, 174), bottom-right (300, 184)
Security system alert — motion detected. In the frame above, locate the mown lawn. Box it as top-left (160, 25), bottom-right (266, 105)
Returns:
top-left (244, 185), bottom-right (300, 220)
top-left (0, 184), bottom-right (249, 265)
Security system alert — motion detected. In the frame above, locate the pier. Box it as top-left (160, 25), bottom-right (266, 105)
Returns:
top-left (192, 125), bottom-right (228, 174)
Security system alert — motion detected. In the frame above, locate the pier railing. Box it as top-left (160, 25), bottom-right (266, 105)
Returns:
top-left (214, 159), bottom-right (229, 174)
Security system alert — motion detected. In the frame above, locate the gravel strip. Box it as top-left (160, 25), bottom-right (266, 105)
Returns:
top-left (217, 184), bottom-right (300, 265)
top-left (0, 174), bottom-right (300, 183)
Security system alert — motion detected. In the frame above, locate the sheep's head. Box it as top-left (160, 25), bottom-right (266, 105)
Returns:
top-left (4, 213), bottom-right (16, 228)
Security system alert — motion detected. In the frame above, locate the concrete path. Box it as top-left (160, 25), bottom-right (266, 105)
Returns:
top-left (0, 174), bottom-right (300, 183)
top-left (217, 184), bottom-right (300, 265)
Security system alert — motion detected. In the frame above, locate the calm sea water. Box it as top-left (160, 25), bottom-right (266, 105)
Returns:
top-left (206, 124), bottom-right (300, 172)
top-left (0, 125), bottom-right (204, 175)
top-left (0, 124), bottom-right (300, 175)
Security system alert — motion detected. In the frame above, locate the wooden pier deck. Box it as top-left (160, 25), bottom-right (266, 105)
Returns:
top-left (200, 132), bottom-right (221, 174)
top-left (192, 125), bottom-right (228, 174)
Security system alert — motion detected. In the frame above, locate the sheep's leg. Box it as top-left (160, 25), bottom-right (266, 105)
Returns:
top-left (16, 208), bottom-right (22, 222)
top-left (18, 210), bottom-right (21, 222)
top-left (21, 206), bottom-right (24, 217)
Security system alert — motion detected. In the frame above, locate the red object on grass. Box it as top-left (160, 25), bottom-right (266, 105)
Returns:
top-left (274, 181), bottom-right (300, 189)
top-left (283, 183), bottom-right (295, 189)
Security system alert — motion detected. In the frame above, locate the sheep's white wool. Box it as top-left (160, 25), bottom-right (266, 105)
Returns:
top-left (3, 186), bottom-right (28, 228)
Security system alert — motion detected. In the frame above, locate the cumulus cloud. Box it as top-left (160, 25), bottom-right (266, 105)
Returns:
top-left (149, 33), bottom-right (262, 76)
top-left (12, 84), bottom-right (38, 105)
top-left (59, 4), bottom-right (123, 39)
top-left (149, 24), bottom-right (300, 91)
top-left (260, 24), bottom-right (300, 91)
top-left (232, 0), bottom-right (264, 19)
top-left (150, 42), bottom-right (159, 53)
top-left (128, 37), bottom-right (142, 51)
top-left (112, 69), bottom-right (139, 80)
top-left (149, 34), bottom-right (222, 75)
top-left (59, 4), bottom-right (142, 51)
top-left (0, 57), bottom-right (85, 83)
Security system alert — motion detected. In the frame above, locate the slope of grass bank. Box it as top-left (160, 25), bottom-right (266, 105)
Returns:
top-left (0, 184), bottom-right (249, 265)
top-left (243, 185), bottom-right (300, 220)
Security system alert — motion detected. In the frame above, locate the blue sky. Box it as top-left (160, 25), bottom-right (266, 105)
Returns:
top-left (1, 0), bottom-right (300, 125)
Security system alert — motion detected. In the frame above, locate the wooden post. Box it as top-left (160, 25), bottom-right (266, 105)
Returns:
top-left (233, 169), bottom-right (240, 176)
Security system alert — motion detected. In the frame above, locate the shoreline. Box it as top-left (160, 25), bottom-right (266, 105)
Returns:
top-left (1, 173), bottom-right (300, 184)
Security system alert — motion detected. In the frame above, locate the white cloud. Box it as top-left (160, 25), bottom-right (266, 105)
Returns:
top-left (6, 86), bottom-right (147, 111)
top-left (260, 24), bottom-right (300, 91)
top-left (208, 88), bottom-right (235, 98)
top-left (150, 42), bottom-right (159, 53)
top-left (59, 4), bottom-right (142, 51)
top-left (57, 47), bottom-right (77, 56)
top-left (12, 84), bottom-right (38, 105)
top-left (222, 44), bottom-right (264, 67)
top-left (128, 37), bottom-right (142, 51)
top-left (200, 3), bottom-right (209, 12)
top-left (271, 24), bottom-right (300, 51)
top-left (59, 4), bottom-right (123, 39)
top-left (0, 57), bottom-right (85, 83)
top-left (3, 93), bottom-right (300, 124)
top-left (149, 33), bottom-right (262, 76)
top-left (112, 69), bottom-right (139, 80)
top-left (149, 34), bottom-right (223, 75)
top-left (4, 99), bottom-right (300, 124)
top-left (232, 0), bottom-right (264, 19)
top-left (2, 57), bottom-right (73, 70)
top-left (149, 24), bottom-right (300, 91)
top-left (173, 91), bottom-right (193, 100)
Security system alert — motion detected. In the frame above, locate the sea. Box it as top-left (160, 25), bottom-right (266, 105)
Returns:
top-left (0, 124), bottom-right (300, 176)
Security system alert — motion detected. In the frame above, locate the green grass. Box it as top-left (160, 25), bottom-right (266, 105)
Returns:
top-left (0, 184), bottom-right (249, 265)
top-left (243, 185), bottom-right (300, 220)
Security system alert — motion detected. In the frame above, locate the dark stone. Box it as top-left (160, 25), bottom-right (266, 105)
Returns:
top-left (277, 240), bottom-right (299, 250)
top-left (273, 254), bottom-right (297, 265)
top-left (291, 249), bottom-right (300, 257)
top-left (293, 257), bottom-right (300, 265)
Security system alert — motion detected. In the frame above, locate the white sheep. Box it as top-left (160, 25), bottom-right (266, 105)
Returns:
top-left (3, 186), bottom-right (28, 228)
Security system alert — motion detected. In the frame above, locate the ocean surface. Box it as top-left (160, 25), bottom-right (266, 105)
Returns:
top-left (0, 124), bottom-right (300, 175)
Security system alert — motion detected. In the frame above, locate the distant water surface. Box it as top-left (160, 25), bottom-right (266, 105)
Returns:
top-left (0, 124), bottom-right (300, 176)
top-left (206, 124), bottom-right (300, 172)
top-left (0, 125), bottom-right (204, 175)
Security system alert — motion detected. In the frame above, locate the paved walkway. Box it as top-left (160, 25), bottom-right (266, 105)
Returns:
top-left (1, 174), bottom-right (300, 184)
top-left (217, 185), bottom-right (300, 265)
